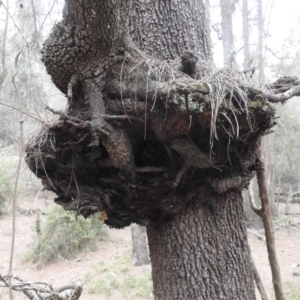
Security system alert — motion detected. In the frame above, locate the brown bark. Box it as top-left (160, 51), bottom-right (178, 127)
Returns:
top-left (147, 191), bottom-right (255, 300)
top-left (256, 139), bottom-right (285, 300)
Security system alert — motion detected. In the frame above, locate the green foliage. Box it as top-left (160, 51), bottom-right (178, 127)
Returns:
top-left (273, 98), bottom-right (300, 193)
top-left (274, 215), bottom-right (293, 230)
top-left (25, 205), bottom-right (107, 268)
top-left (83, 253), bottom-right (152, 299)
top-left (284, 282), bottom-right (300, 300)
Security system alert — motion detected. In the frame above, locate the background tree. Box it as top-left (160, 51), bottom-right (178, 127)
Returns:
top-left (220, 0), bottom-right (237, 65)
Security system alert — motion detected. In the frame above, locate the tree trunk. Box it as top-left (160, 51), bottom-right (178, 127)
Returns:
top-left (130, 223), bottom-right (150, 266)
top-left (242, 0), bottom-right (251, 68)
top-left (128, 0), bottom-right (212, 266)
top-left (257, 0), bottom-right (265, 85)
top-left (147, 191), bottom-right (255, 299)
top-left (24, 1), bottom-right (289, 299)
top-left (220, 0), bottom-right (237, 65)
top-left (130, 0), bottom-right (211, 60)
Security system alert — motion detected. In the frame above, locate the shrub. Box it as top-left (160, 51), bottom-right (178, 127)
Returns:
top-left (83, 252), bottom-right (152, 299)
top-left (284, 282), bottom-right (300, 300)
top-left (25, 204), bottom-right (107, 268)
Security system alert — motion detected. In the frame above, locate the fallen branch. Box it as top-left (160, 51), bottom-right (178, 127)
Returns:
top-left (0, 275), bottom-right (83, 300)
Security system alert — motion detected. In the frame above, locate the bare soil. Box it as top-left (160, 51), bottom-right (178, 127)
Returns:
top-left (0, 199), bottom-right (299, 299)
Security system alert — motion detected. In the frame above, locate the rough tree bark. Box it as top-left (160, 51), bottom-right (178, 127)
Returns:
top-left (220, 0), bottom-right (237, 66)
top-left (24, 0), bottom-right (300, 299)
top-left (128, 0), bottom-right (211, 267)
top-left (129, 0), bottom-right (211, 60)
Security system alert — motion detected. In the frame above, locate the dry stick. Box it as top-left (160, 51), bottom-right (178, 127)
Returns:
top-left (7, 22), bottom-right (25, 297)
top-left (256, 138), bottom-right (285, 300)
top-left (0, 102), bottom-right (44, 123)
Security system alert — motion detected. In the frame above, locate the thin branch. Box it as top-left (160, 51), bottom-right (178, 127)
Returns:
top-left (248, 179), bottom-right (262, 216)
top-left (7, 46), bottom-right (23, 300)
top-left (265, 85), bottom-right (300, 103)
top-left (0, 3), bottom-right (29, 49)
top-left (256, 137), bottom-right (285, 300)
top-left (46, 105), bottom-right (140, 121)
top-left (0, 102), bottom-right (45, 123)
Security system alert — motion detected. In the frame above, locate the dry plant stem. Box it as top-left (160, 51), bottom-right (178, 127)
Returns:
top-left (250, 255), bottom-right (269, 300)
top-left (8, 47), bottom-right (24, 299)
top-left (0, 102), bottom-right (44, 123)
top-left (256, 138), bottom-right (285, 300)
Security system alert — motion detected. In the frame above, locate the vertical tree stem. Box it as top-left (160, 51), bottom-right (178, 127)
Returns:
top-left (256, 138), bottom-right (285, 300)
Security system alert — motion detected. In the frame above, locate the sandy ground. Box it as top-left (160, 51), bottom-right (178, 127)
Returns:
top-left (0, 199), bottom-right (299, 299)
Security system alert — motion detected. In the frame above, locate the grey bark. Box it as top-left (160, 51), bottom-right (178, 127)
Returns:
top-left (147, 191), bottom-right (255, 300)
top-left (242, 0), bottom-right (251, 68)
top-left (128, 0), bottom-right (212, 266)
top-left (243, 186), bottom-right (264, 229)
top-left (0, 0), bottom-right (9, 95)
top-left (257, 0), bottom-right (265, 85)
top-left (130, 223), bottom-right (150, 266)
top-left (220, 0), bottom-right (237, 65)
top-left (129, 0), bottom-right (212, 60)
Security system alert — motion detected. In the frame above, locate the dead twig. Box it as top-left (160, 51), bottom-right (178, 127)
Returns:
top-left (0, 275), bottom-right (83, 300)
top-left (256, 137), bottom-right (285, 300)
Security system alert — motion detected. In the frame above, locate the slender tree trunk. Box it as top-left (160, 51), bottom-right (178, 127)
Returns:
top-left (131, 223), bottom-right (150, 266)
top-left (242, 0), bottom-right (251, 68)
top-left (220, 0), bottom-right (236, 65)
top-left (257, 0), bottom-right (265, 85)
top-left (147, 191), bottom-right (255, 299)
top-left (0, 0), bottom-right (9, 95)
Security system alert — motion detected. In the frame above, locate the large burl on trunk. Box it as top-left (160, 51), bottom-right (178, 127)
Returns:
top-left (25, 0), bottom-right (300, 299)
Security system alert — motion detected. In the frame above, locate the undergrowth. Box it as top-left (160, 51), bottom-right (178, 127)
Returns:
top-left (81, 252), bottom-right (152, 299)
top-left (284, 282), bottom-right (300, 300)
top-left (24, 204), bottom-right (107, 269)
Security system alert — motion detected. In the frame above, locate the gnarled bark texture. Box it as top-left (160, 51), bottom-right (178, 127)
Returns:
top-left (24, 0), bottom-right (292, 299)
top-left (148, 191), bottom-right (255, 299)
top-left (129, 0), bottom-right (211, 60)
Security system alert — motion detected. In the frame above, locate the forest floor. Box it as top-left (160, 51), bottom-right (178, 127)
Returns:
top-left (0, 197), bottom-right (300, 300)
